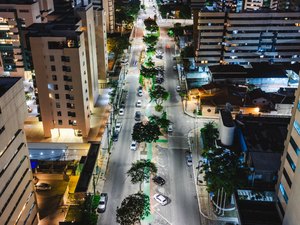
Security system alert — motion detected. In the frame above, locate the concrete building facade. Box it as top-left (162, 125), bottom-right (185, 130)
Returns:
top-left (193, 11), bottom-right (300, 66)
top-left (276, 85), bottom-right (300, 225)
top-left (28, 22), bottom-right (91, 138)
top-left (0, 77), bottom-right (38, 225)
top-left (0, 0), bottom-right (42, 78)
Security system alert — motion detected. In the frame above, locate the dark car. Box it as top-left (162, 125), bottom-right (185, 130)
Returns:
top-left (152, 176), bottom-right (166, 186)
top-left (112, 132), bottom-right (119, 142)
top-left (156, 55), bottom-right (163, 59)
top-left (35, 183), bottom-right (51, 191)
top-left (97, 193), bottom-right (108, 213)
top-left (135, 111), bottom-right (142, 121)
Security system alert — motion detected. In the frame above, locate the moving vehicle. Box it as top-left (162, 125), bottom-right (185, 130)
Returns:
top-left (153, 194), bottom-right (168, 206)
top-left (35, 183), bottom-right (51, 191)
top-left (97, 193), bottom-right (108, 213)
top-left (176, 86), bottom-right (181, 92)
top-left (152, 176), bottom-right (165, 186)
top-left (137, 86), bottom-right (143, 97)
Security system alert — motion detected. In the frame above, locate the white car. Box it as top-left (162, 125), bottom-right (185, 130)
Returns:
top-left (119, 108), bottom-right (124, 116)
top-left (97, 193), bottom-right (108, 213)
top-left (176, 86), bottom-right (181, 92)
top-left (136, 100), bottom-right (142, 107)
top-left (168, 125), bottom-right (173, 133)
top-left (130, 141), bottom-right (137, 151)
top-left (115, 122), bottom-right (122, 133)
top-left (186, 154), bottom-right (193, 167)
top-left (153, 193), bottom-right (168, 206)
top-left (138, 89), bottom-right (143, 97)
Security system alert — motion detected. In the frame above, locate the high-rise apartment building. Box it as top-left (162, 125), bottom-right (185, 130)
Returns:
top-left (28, 20), bottom-right (91, 138)
top-left (0, 0), bottom-right (42, 78)
top-left (192, 10), bottom-right (300, 66)
top-left (103, 0), bottom-right (115, 34)
top-left (0, 77), bottom-right (38, 225)
top-left (276, 85), bottom-right (300, 225)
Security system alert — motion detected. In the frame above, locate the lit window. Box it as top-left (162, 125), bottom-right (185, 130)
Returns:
top-left (279, 183), bottom-right (288, 203)
top-left (293, 121), bottom-right (300, 135)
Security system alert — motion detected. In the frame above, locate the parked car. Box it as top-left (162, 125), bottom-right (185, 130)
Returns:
top-left (152, 176), bottom-right (165, 186)
top-left (156, 55), bottom-right (163, 59)
top-left (115, 122), bottom-right (122, 133)
top-left (130, 141), bottom-right (137, 151)
top-left (176, 86), bottom-right (181, 92)
top-left (137, 87), bottom-right (143, 97)
top-left (173, 65), bottom-right (178, 71)
top-left (153, 194), bottom-right (168, 206)
top-left (135, 111), bottom-right (142, 121)
top-left (120, 100), bottom-right (126, 108)
top-left (136, 100), bottom-right (142, 107)
top-left (186, 154), bottom-right (193, 167)
top-left (35, 183), bottom-right (51, 191)
top-left (112, 132), bottom-right (119, 142)
top-left (168, 125), bottom-right (173, 133)
top-left (97, 193), bottom-right (108, 213)
top-left (119, 108), bottom-right (124, 116)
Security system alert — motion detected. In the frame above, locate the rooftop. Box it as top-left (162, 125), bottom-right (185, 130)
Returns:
top-left (236, 114), bottom-right (290, 153)
top-left (0, 77), bottom-right (21, 97)
top-left (0, 0), bottom-right (36, 4)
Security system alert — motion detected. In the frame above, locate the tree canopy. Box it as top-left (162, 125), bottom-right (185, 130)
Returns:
top-left (116, 192), bottom-right (150, 225)
top-left (149, 112), bottom-right (171, 129)
top-left (149, 85), bottom-right (169, 107)
top-left (132, 121), bottom-right (161, 143)
top-left (201, 121), bottom-right (219, 154)
top-left (140, 65), bottom-right (157, 78)
top-left (127, 159), bottom-right (157, 190)
top-left (144, 17), bottom-right (159, 33)
top-left (143, 34), bottom-right (159, 47)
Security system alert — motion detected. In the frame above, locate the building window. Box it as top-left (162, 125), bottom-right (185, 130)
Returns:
top-left (64, 85), bottom-right (73, 91)
top-left (68, 112), bottom-right (76, 117)
top-left (0, 126), bottom-right (5, 135)
top-left (56, 102), bottom-right (60, 108)
top-left (48, 41), bottom-right (64, 49)
top-left (52, 75), bottom-right (57, 81)
top-left (286, 153), bottom-right (296, 172)
top-left (279, 183), bottom-right (288, 203)
top-left (63, 76), bottom-right (72, 82)
top-left (57, 111), bottom-right (62, 116)
top-left (61, 56), bottom-right (70, 62)
top-left (290, 136), bottom-right (300, 156)
top-left (53, 84), bottom-right (58, 90)
top-left (55, 94), bottom-right (59, 99)
top-left (283, 168), bottom-right (292, 188)
top-left (49, 55), bottom-right (55, 62)
top-left (19, 9), bottom-right (29, 13)
top-left (51, 65), bottom-right (56, 71)
top-left (58, 120), bottom-right (63, 125)
top-left (66, 103), bottom-right (75, 109)
top-left (62, 66), bottom-right (71, 72)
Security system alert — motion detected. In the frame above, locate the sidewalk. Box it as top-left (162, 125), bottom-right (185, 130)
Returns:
top-left (188, 129), bottom-right (239, 224)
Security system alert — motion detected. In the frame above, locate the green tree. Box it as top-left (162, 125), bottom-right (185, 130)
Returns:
top-left (201, 121), bottom-right (219, 154)
top-left (116, 192), bottom-right (150, 225)
top-left (149, 112), bottom-right (171, 130)
top-left (127, 159), bottom-right (157, 191)
top-left (140, 65), bottom-right (157, 79)
top-left (132, 121), bottom-right (161, 143)
top-left (201, 148), bottom-right (243, 197)
top-left (143, 34), bottom-right (159, 47)
top-left (149, 85), bottom-right (170, 110)
top-left (144, 17), bottom-right (159, 33)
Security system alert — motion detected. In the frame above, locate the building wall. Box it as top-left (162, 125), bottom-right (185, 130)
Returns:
top-left (29, 34), bottom-right (91, 138)
top-left (276, 85), bottom-right (300, 225)
top-left (0, 2), bottom-right (42, 77)
top-left (0, 77), bottom-right (38, 225)
top-left (194, 11), bottom-right (300, 66)
top-left (103, 0), bottom-right (115, 33)
top-left (94, 7), bottom-right (108, 85)
top-left (76, 4), bottom-right (99, 109)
